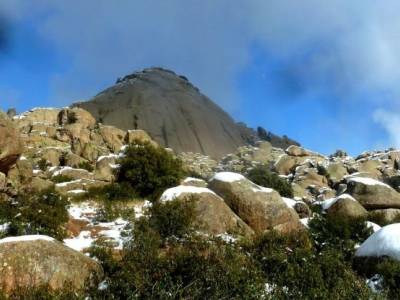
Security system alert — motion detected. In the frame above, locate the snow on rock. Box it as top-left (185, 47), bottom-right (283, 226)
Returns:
top-left (183, 177), bottom-right (204, 183)
top-left (67, 189), bottom-right (87, 195)
top-left (366, 221), bottom-right (382, 233)
top-left (300, 218), bottom-right (310, 227)
top-left (96, 154), bottom-right (118, 163)
top-left (64, 231), bottom-right (94, 252)
top-left (210, 172), bottom-right (245, 183)
top-left (318, 194), bottom-right (357, 211)
top-left (0, 235), bottom-right (55, 244)
top-left (356, 223), bottom-right (400, 260)
top-left (282, 197), bottom-right (297, 209)
top-left (160, 185), bottom-right (217, 202)
top-left (55, 179), bottom-right (82, 188)
top-left (346, 176), bottom-right (390, 188)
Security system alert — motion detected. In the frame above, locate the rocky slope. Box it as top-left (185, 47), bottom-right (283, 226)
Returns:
top-left (73, 67), bottom-right (298, 158)
top-left (2, 106), bottom-right (400, 295)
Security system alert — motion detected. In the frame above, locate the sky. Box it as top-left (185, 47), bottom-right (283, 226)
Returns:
top-left (0, 1), bottom-right (400, 156)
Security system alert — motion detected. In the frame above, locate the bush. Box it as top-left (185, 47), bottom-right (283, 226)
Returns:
top-left (148, 196), bottom-right (197, 239)
top-left (247, 165), bottom-right (293, 197)
top-left (91, 226), bottom-right (264, 299)
top-left (244, 231), bottom-right (372, 299)
top-left (309, 213), bottom-right (372, 260)
top-left (87, 182), bottom-right (137, 202)
top-left (117, 141), bottom-right (184, 201)
top-left (51, 174), bottom-right (74, 183)
top-left (0, 188), bottom-right (69, 240)
top-left (37, 158), bottom-right (49, 171)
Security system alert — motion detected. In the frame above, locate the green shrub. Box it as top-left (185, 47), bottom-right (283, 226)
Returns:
top-left (76, 161), bottom-right (94, 172)
top-left (37, 158), bottom-right (49, 171)
top-left (117, 141), bottom-right (184, 201)
top-left (51, 174), bottom-right (74, 183)
top-left (91, 228), bottom-right (264, 299)
top-left (148, 196), bottom-right (197, 239)
top-left (244, 231), bottom-right (372, 299)
top-left (247, 165), bottom-right (293, 197)
top-left (317, 164), bottom-right (329, 178)
top-left (0, 188), bottom-right (69, 240)
top-left (87, 182), bottom-right (137, 202)
top-left (309, 213), bottom-right (372, 260)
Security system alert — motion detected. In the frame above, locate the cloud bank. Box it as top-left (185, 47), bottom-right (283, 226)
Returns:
top-left (2, 0), bottom-right (400, 148)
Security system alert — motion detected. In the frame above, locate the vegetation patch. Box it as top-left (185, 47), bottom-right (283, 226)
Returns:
top-left (0, 188), bottom-right (69, 240)
top-left (116, 141), bottom-right (185, 201)
top-left (247, 165), bottom-right (294, 197)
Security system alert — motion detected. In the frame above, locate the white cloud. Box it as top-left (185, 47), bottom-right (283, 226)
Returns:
top-left (373, 109), bottom-right (400, 148)
top-left (2, 0), bottom-right (400, 146)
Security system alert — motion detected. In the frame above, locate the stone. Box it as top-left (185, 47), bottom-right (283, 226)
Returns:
top-left (99, 125), bottom-right (126, 152)
top-left (125, 129), bottom-right (158, 147)
top-left (208, 172), bottom-right (302, 234)
top-left (160, 186), bottom-right (254, 236)
top-left (347, 177), bottom-right (400, 209)
top-left (369, 209), bottom-right (400, 225)
top-left (0, 111), bottom-right (24, 173)
top-left (58, 108), bottom-right (96, 129)
top-left (180, 177), bottom-right (207, 188)
top-left (0, 236), bottom-right (102, 295)
top-left (94, 155), bottom-right (117, 182)
top-left (326, 196), bottom-right (368, 219)
top-left (326, 162), bottom-right (348, 183)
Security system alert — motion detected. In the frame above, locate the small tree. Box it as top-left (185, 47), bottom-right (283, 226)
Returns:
top-left (247, 165), bottom-right (294, 198)
top-left (117, 141), bottom-right (184, 201)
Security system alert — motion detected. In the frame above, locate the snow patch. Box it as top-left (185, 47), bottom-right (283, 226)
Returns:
top-left (64, 231), bottom-right (94, 251)
top-left (160, 185), bottom-right (216, 202)
top-left (0, 235), bottom-right (55, 244)
top-left (347, 176), bottom-right (390, 188)
top-left (356, 223), bottom-right (400, 260)
top-left (211, 172), bottom-right (245, 183)
top-left (282, 197), bottom-right (297, 209)
top-left (318, 194), bottom-right (356, 210)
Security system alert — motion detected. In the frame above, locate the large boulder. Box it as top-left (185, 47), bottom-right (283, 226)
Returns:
top-left (159, 185), bottom-right (254, 236)
top-left (125, 129), bottom-right (158, 147)
top-left (0, 235), bottom-right (102, 295)
top-left (99, 125), bottom-right (126, 152)
top-left (274, 154), bottom-right (304, 175)
top-left (325, 194), bottom-right (368, 219)
top-left (355, 224), bottom-right (400, 260)
top-left (94, 154), bottom-right (118, 181)
top-left (326, 162), bottom-right (348, 183)
top-left (369, 209), bottom-right (400, 225)
top-left (0, 111), bottom-right (24, 173)
top-left (208, 172), bottom-right (302, 234)
top-left (286, 145), bottom-right (322, 157)
top-left (346, 177), bottom-right (400, 209)
top-left (58, 108), bottom-right (96, 129)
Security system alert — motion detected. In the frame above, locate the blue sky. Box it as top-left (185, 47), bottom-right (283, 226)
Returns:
top-left (0, 1), bottom-right (399, 155)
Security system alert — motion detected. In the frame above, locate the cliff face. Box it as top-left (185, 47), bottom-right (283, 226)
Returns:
top-left (74, 68), bottom-right (246, 159)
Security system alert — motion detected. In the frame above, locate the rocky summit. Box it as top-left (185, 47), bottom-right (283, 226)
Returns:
top-left (74, 67), bottom-right (298, 159)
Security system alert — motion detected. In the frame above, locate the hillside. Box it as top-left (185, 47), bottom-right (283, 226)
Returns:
top-left (1, 107), bottom-right (400, 297)
top-left (74, 67), bottom-right (298, 158)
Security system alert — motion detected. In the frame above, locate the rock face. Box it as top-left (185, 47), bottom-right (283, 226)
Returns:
top-left (0, 236), bottom-right (102, 295)
top-left (326, 196), bottom-right (368, 219)
top-left (208, 172), bottom-right (302, 234)
top-left (346, 177), bottom-right (400, 209)
top-left (0, 111), bottom-right (23, 173)
top-left (73, 68), bottom-right (298, 159)
top-left (159, 185), bottom-right (254, 236)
